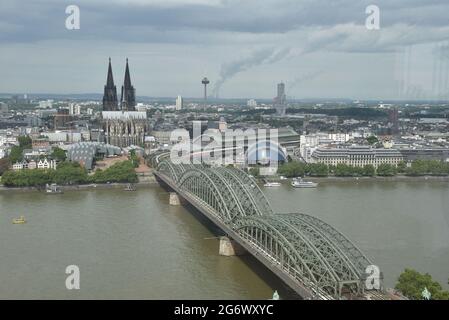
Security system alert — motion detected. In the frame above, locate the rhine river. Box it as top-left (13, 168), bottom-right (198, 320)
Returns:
top-left (0, 180), bottom-right (448, 299)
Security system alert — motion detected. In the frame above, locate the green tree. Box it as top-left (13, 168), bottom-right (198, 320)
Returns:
top-left (18, 136), bottom-right (32, 149)
top-left (427, 160), bottom-right (449, 176)
top-left (7, 135), bottom-right (33, 164)
top-left (396, 268), bottom-right (449, 300)
top-left (366, 135), bottom-right (379, 145)
top-left (406, 160), bottom-right (429, 176)
top-left (362, 165), bottom-right (375, 177)
top-left (406, 160), bottom-right (449, 176)
top-left (0, 169), bottom-right (52, 187)
top-left (306, 163), bottom-right (329, 177)
top-left (334, 164), bottom-right (358, 177)
top-left (397, 161), bottom-right (407, 174)
top-left (90, 161), bottom-right (137, 183)
top-left (53, 162), bottom-right (88, 185)
top-left (377, 164), bottom-right (397, 176)
top-left (277, 161), bottom-right (307, 178)
top-left (8, 146), bottom-right (24, 163)
top-left (51, 147), bottom-right (67, 162)
top-left (129, 150), bottom-right (139, 168)
top-left (0, 158), bottom-right (9, 176)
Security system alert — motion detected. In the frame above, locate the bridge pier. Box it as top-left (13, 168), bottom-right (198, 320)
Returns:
top-left (169, 192), bottom-right (183, 206)
top-left (219, 237), bottom-right (247, 256)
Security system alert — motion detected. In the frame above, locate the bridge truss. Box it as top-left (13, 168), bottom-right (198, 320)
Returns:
top-left (151, 153), bottom-right (383, 299)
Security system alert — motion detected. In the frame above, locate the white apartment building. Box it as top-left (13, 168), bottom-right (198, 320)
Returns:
top-left (12, 158), bottom-right (57, 171)
top-left (37, 158), bottom-right (57, 169)
top-left (176, 96), bottom-right (183, 111)
top-left (12, 161), bottom-right (28, 170)
top-left (69, 103), bottom-right (82, 115)
top-left (299, 132), bottom-right (352, 162)
top-left (38, 100), bottom-right (54, 109)
top-left (247, 99), bottom-right (257, 108)
top-left (311, 146), bottom-right (403, 168)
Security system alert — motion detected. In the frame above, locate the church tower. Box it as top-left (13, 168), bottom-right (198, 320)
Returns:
top-left (120, 58), bottom-right (136, 111)
top-left (102, 58), bottom-right (118, 111)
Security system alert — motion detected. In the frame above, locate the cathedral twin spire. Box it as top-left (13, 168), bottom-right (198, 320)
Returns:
top-left (102, 58), bottom-right (136, 111)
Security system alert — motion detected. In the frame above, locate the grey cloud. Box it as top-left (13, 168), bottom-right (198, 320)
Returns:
top-left (2, 0), bottom-right (449, 45)
top-left (2, 0), bottom-right (449, 99)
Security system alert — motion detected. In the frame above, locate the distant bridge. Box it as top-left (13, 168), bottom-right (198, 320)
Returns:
top-left (150, 152), bottom-right (386, 300)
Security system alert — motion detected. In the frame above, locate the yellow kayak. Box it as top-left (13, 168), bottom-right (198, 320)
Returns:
top-left (12, 216), bottom-right (26, 224)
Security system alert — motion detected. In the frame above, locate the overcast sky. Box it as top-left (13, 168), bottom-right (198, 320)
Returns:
top-left (1, 0), bottom-right (449, 100)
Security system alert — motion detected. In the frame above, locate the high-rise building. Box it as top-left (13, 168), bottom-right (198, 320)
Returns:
top-left (102, 58), bottom-right (118, 111)
top-left (276, 83), bottom-right (286, 104)
top-left (176, 95), bottom-right (183, 111)
top-left (69, 103), bottom-right (74, 115)
top-left (389, 107), bottom-right (399, 134)
top-left (120, 58), bottom-right (136, 111)
top-left (274, 82), bottom-right (287, 116)
top-left (69, 103), bottom-right (82, 115)
top-left (54, 108), bottom-right (72, 129)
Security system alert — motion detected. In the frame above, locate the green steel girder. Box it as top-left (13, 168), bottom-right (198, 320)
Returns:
top-left (157, 161), bottom-right (179, 182)
top-left (154, 157), bottom-right (379, 299)
top-left (235, 215), bottom-right (343, 298)
top-left (216, 167), bottom-right (273, 216)
top-left (272, 214), bottom-right (365, 295)
top-left (296, 213), bottom-right (373, 277)
top-left (178, 168), bottom-right (233, 221)
top-left (214, 167), bottom-right (269, 218)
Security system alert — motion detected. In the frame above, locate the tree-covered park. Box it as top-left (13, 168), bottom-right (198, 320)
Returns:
top-left (0, 160), bottom-right (137, 187)
top-left (275, 160), bottom-right (449, 178)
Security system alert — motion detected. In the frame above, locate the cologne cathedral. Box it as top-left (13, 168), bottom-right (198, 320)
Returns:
top-left (101, 58), bottom-right (148, 148)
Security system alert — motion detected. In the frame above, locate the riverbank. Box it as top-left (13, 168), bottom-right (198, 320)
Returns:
top-left (260, 175), bottom-right (449, 183)
top-left (308, 175), bottom-right (449, 182)
top-left (0, 177), bottom-right (159, 193)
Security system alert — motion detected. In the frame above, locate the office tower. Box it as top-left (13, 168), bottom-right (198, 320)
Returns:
top-left (176, 95), bottom-right (183, 111)
top-left (274, 82), bottom-right (287, 116)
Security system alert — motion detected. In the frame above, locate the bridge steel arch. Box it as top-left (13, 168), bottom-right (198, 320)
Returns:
top-left (177, 166), bottom-right (270, 223)
top-left (234, 214), bottom-right (369, 299)
top-left (153, 156), bottom-right (380, 299)
top-left (295, 213), bottom-right (373, 278)
top-left (178, 168), bottom-right (234, 222)
top-left (214, 167), bottom-right (273, 217)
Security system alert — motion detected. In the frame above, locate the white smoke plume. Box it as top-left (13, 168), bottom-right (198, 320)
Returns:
top-left (288, 71), bottom-right (324, 91)
top-left (212, 47), bottom-right (291, 98)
